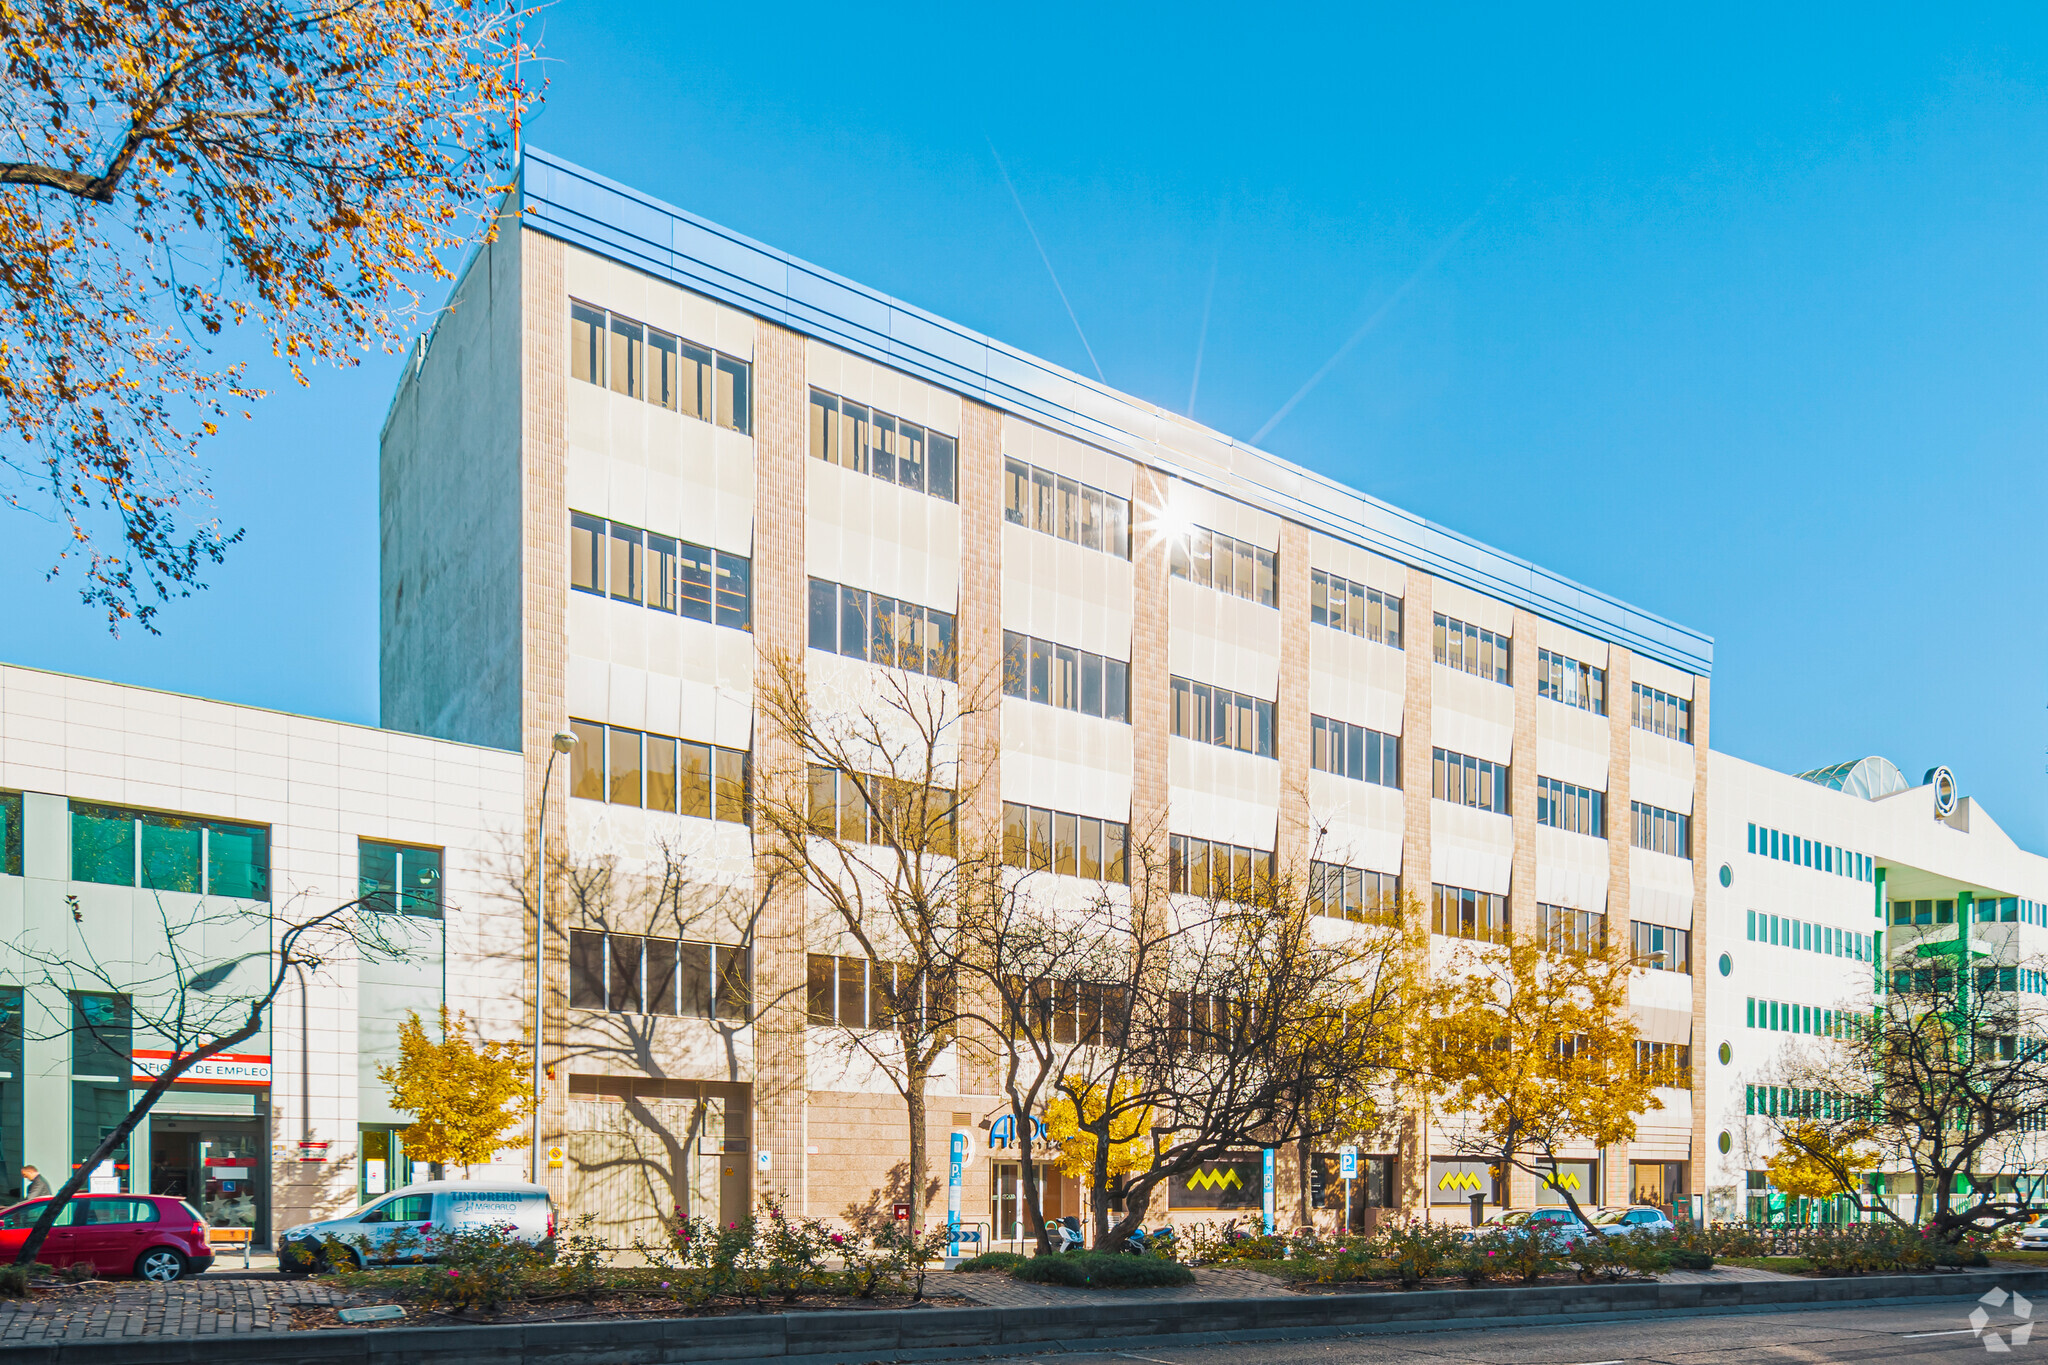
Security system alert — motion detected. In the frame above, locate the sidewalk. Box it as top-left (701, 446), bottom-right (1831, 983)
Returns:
top-left (0, 1278), bottom-right (349, 1343)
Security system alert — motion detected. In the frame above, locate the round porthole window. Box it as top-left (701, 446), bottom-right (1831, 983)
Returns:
top-left (1719, 863), bottom-right (1733, 888)
top-left (1717, 1131), bottom-right (1732, 1155)
top-left (1718, 1042), bottom-right (1732, 1065)
top-left (1718, 952), bottom-right (1733, 977)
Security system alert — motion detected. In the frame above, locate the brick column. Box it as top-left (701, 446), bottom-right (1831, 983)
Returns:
top-left (1276, 522), bottom-right (1313, 873)
top-left (518, 229), bottom-right (571, 1202)
top-left (751, 320), bottom-right (810, 1211)
top-left (955, 399), bottom-right (1005, 1096)
top-left (1398, 573), bottom-right (1434, 1216)
top-left (1688, 676), bottom-right (1712, 1211)
top-left (1128, 467), bottom-right (1172, 906)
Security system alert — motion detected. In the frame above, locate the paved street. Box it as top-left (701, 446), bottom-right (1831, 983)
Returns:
top-left (0, 1274), bottom-right (349, 1342)
top-left (910, 1299), bottom-right (2032, 1363)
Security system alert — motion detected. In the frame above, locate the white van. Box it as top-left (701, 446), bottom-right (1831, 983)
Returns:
top-left (278, 1180), bottom-right (554, 1270)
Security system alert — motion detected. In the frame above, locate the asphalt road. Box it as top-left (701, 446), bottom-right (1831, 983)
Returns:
top-left (911, 1298), bottom-right (2035, 1363)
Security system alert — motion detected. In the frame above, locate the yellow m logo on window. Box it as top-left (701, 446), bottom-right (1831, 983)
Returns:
top-left (1437, 1170), bottom-right (1483, 1192)
top-left (1543, 1172), bottom-right (1583, 1191)
top-left (1186, 1167), bottom-right (1244, 1192)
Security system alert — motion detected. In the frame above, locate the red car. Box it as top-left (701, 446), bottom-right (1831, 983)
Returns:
top-left (0, 1195), bottom-right (215, 1280)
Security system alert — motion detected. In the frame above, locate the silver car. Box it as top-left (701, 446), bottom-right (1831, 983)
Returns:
top-left (1594, 1204), bottom-right (1677, 1236)
top-left (278, 1180), bottom-right (554, 1270)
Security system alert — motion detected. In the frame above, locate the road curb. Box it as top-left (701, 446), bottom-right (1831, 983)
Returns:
top-left (0, 1266), bottom-right (2037, 1363)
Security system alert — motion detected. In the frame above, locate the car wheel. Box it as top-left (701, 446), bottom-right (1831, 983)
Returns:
top-left (135, 1247), bottom-right (187, 1282)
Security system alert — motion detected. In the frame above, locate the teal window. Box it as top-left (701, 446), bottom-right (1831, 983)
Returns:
top-left (68, 804), bottom-right (269, 900)
top-left (140, 817), bottom-right (201, 893)
top-left (1746, 998), bottom-right (1755, 1027)
top-left (1747, 822), bottom-right (1756, 853)
top-left (359, 841), bottom-right (443, 919)
top-left (70, 1083), bottom-right (131, 1193)
top-left (1746, 910), bottom-right (1755, 941)
top-left (71, 993), bottom-right (131, 1080)
top-left (71, 805), bottom-right (136, 886)
top-left (0, 793), bottom-right (19, 877)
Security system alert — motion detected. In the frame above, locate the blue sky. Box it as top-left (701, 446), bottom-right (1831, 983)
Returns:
top-left (5, 4), bottom-right (2045, 847)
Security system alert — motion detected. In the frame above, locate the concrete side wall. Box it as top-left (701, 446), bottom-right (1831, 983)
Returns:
top-left (380, 227), bottom-right (527, 752)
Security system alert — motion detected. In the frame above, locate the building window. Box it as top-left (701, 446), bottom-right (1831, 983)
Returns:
top-left (1432, 614), bottom-right (1511, 685)
top-left (1309, 570), bottom-right (1402, 647)
top-left (568, 512), bottom-right (751, 631)
top-left (1432, 748), bottom-right (1509, 814)
top-left (568, 720), bottom-right (750, 823)
top-left (1536, 777), bottom-right (1605, 837)
top-left (1745, 823), bottom-right (1871, 883)
top-left (569, 931), bottom-right (748, 1021)
top-left (1630, 801), bottom-right (1691, 859)
top-left (1169, 526), bottom-right (1277, 607)
top-left (1001, 632), bottom-right (1127, 721)
top-left (1432, 884), bottom-right (1509, 944)
top-left (808, 578), bottom-right (957, 681)
top-left (1631, 683), bottom-right (1691, 743)
top-left (1308, 863), bottom-right (1398, 922)
top-left (1168, 835), bottom-right (1275, 903)
top-left (1002, 457), bottom-right (1127, 555)
top-left (70, 992), bottom-right (132, 1080)
top-left (0, 792), bottom-right (19, 878)
top-left (1309, 716), bottom-right (1401, 788)
top-left (68, 803), bottom-right (269, 901)
top-left (1536, 649), bottom-right (1605, 715)
top-left (568, 299), bottom-right (750, 433)
top-left (810, 389), bottom-right (959, 503)
top-left (807, 767), bottom-right (956, 856)
top-left (1636, 1041), bottom-right (1692, 1088)
top-left (1001, 803), bottom-right (1128, 882)
top-left (358, 841), bottom-right (443, 918)
top-left (805, 955), bottom-right (954, 1030)
top-left (1632, 921), bottom-right (1692, 973)
top-left (1169, 676), bottom-right (1275, 758)
top-left (1537, 902), bottom-right (1607, 954)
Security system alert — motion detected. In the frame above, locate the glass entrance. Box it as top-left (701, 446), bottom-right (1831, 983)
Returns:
top-left (992, 1162), bottom-right (1021, 1244)
top-left (149, 1117), bottom-right (263, 1231)
top-left (359, 1124), bottom-right (428, 1203)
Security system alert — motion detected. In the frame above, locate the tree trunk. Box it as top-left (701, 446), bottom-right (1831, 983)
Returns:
top-left (1297, 1133), bottom-right (1315, 1230)
top-left (905, 1060), bottom-right (930, 1230)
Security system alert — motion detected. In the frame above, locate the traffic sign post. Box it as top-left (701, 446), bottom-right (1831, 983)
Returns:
top-left (1339, 1146), bottom-right (1357, 1236)
top-left (948, 1131), bottom-right (966, 1256)
top-left (1262, 1148), bottom-right (1275, 1235)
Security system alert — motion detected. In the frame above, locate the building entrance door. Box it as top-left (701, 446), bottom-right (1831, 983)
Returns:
top-left (148, 1117), bottom-right (263, 1233)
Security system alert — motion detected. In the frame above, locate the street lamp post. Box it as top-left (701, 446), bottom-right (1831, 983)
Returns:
top-left (533, 731), bottom-right (577, 1185)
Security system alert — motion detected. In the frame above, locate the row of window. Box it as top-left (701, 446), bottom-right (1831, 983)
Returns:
top-left (1745, 911), bottom-right (1874, 962)
top-left (1170, 527), bottom-right (1278, 608)
top-left (1001, 458), bottom-right (1130, 556)
top-left (1536, 649), bottom-right (1606, 716)
top-left (1002, 632), bottom-right (1130, 721)
top-left (1978, 966), bottom-right (2048, 996)
top-left (805, 955), bottom-right (954, 1030)
top-left (567, 931), bottom-right (749, 1019)
top-left (1746, 997), bottom-right (1863, 1038)
top-left (807, 767), bottom-right (957, 854)
top-left (1970, 897), bottom-right (2046, 925)
top-left (809, 389), bottom-right (958, 502)
top-left (1538, 902), bottom-right (1607, 955)
top-left (1631, 801), bottom-right (1692, 859)
top-left (1536, 777), bottom-right (1604, 837)
top-left (807, 578), bottom-right (958, 680)
top-left (1631, 683), bottom-right (1691, 744)
top-left (569, 301), bottom-right (750, 432)
top-left (1308, 862), bottom-right (1398, 922)
top-left (570, 513), bottom-right (753, 631)
top-left (1746, 1084), bottom-right (1865, 1119)
top-left (567, 720), bottom-right (751, 823)
top-left (1000, 802), bottom-right (1131, 883)
top-left (1310, 716), bottom-right (1402, 788)
top-left (1432, 748), bottom-right (1509, 814)
top-left (1000, 978), bottom-right (1131, 1047)
top-left (1170, 676), bottom-right (1276, 758)
top-left (1635, 1041), bottom-right (1692, 1088)
top-left (1309, 570), bottom-right (1403, 647)
top-left (70, 804), bottom-right (270, 901)
top-left (1632, 921), bottom-right (1691, 974)
top-left (1432, 884), bottom-right (1509, 944)
top-left (1747, 823), bottom-right (1873, 882)
top-left (1888, 898), bottom-right (1962, 926)
top-left (1433, 614), bottom-right (1511, 685)
top-left (1167, 835), bottom-right (1276, 902)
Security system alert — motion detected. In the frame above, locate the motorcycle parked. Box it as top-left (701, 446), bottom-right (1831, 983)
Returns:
top-left (1122, 1224), bottom-right (1176, 1257)
top-left (1051, 1216), bottom-right (1086, 1254)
